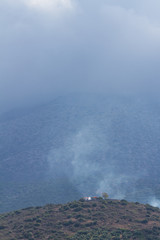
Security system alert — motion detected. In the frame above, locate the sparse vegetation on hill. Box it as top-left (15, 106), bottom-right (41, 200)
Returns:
top-left (0, 198), bottom-right (160, 239)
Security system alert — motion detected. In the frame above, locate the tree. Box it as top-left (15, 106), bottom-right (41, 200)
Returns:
top-left (102, 192), bottom-right (109, 199)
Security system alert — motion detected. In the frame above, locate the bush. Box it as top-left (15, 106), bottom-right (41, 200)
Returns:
top-left (92, 203), bottom-right (97, 207)
top-left (63, 220), bottom-right (73, 226)
top-left (0, 225), bottom-right (6, 229)
top-left (120, 200), bottom-right (128, 205)
top-left (74, 222), bottom-right (81, 228)
top-left (14, 210), bottom-right (21, 215)
top-left (73, 207), bottom-right (82, 212)
top-left (75, 214), bottom-right (83, 219)
top-left (141, 219), bottom-right (148, 224)
top-left (69, 202), bottom-right (79, 209)
top-left (63, 205), bottom-right (70, 210)
top-left (79, 198), bottom-right (85, 202)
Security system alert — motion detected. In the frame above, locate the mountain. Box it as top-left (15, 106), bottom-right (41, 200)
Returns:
top-left (1, 94), bottom-right (160, 212)
top-left (0, 198), bottom-right (160, 239)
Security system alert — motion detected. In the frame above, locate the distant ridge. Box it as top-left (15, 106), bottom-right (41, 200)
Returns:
top-left (1, 94), bottom-right (160, 212)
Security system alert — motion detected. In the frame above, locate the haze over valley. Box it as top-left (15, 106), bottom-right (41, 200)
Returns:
top-left (1, 94), bottom-right (160, 212)
top-left (1, 0), bottom-right (160, 213)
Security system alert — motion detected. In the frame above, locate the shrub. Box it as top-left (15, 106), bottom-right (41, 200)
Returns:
top-left (92, 203), bottom-right (97, 207)
top-left (63, 205), bottom-right (70, 210)
top-left (75, 214), bottom-right (83, 219)
top-left (120, 200), bottom-right (128, 205)
top-left (145, 204), bottom-right (156, 212)
top-left (23, 231), bottom-right (33, 238)
top-left (100, 205), bottom-right (105, 209)
top-left (34, 223), bottom-right (41, 227)
top-left (0, 225), bottom-right (6, 229)
top-left (74, 222), bottom-right (81, 228)
top-left (14, 210), bottom-right (21, 215)
top-left (63, 220), bottom-right (73, 226)
top-left (79, 198), bottom-right (85, 202)
top-left (69, 202), bottom-right (79, 209)
top-left (24, 218), bottom-right (34, 222)
top-left (73, 207), bottom-right (82, 212)
top-left (141, 219), bottom-right (148, 224)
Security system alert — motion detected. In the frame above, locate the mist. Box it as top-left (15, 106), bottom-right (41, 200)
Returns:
top-left (1, 0), bottom-right (160, 111)
top-left (47, 95), bottom-right (160, 206)
top-left (1, 0), bottom-right (160, 210)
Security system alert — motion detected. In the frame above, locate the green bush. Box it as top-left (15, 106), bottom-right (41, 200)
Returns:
top-left (92, 203), bottom-right (97, 207)
top-left (0, 225), bottom-right (6, 229)
top-left (120, 200), bottom-right (128, 205)
top-left (73, 207), bottom-right (82, 212)
top-left (74, 222), bottom-right (81, 228)
top-left (63, 220), bottom-right (73, 226)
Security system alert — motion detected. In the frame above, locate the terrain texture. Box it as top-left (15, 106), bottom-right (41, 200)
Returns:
top-left (0, 198), bottom-right (160, 239)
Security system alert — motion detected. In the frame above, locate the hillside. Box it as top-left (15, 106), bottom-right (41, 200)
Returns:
top-left (0, 198), bottom-right (160, 239)
top-left (1, 94), bottom-right (160, 212)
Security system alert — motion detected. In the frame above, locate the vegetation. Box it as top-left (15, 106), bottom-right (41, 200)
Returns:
top-left (102, 192), bottom-right (109, 199)
top-left (0, 198), bottom-right (160, 239)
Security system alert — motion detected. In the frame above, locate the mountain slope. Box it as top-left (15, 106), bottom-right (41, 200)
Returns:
top-left (0, 199), bottom-right (160, 239)
top-left (1, 94), bottom-right (160, 212)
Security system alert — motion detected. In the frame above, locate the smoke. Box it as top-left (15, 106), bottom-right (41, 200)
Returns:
top-left (149, 198), bottom-right (160, 208)
top-left (48, 119), bottom-right (144, 200)
top-left (97, 174), bottom-right (136, 200)
top-left (48, 123), bottom-right (106, 193)
top-left (46, 95), bottom-right (160, 203)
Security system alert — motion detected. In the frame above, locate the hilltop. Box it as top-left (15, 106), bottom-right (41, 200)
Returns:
top-left (0, 198), bottom-right (160, 239)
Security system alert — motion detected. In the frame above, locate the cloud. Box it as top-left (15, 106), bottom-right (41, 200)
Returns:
top-left (104, 0), bottom-right (160, 24)
top-left (1, 0), bottom-right (160, 110)
top-left (25, 0), bottom-right (74, 13)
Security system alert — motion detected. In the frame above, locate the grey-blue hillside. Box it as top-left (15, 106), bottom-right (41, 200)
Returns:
top-left (0, 94), bottom-right (160, 212)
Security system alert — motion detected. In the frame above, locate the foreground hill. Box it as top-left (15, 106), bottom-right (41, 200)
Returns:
top-left (1, 94), bottom-right (160, 212)
top-left (0, 198), bottom-right (160, 239)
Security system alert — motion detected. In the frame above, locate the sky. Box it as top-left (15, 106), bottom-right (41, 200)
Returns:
top-left (1, 0), bottom-right (160, 110)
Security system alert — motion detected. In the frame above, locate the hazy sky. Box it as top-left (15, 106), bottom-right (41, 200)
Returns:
top-left (1, 0), bottom-right (160, 109)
